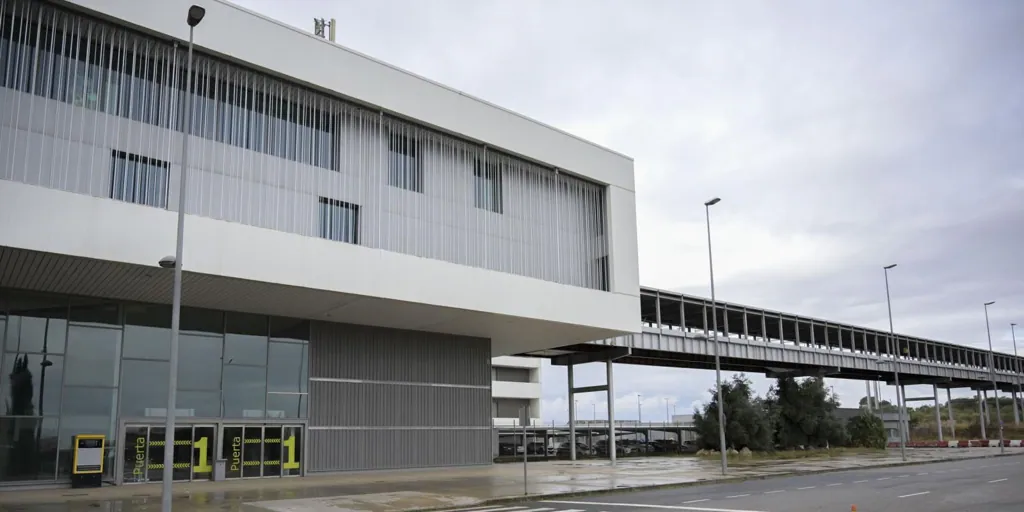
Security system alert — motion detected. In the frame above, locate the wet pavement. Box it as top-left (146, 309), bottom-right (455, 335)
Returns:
top-left (1, 448), bottom-right (1020, 512)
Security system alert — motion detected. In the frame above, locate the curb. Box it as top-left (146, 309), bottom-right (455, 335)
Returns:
top-left (413, 452), bottom-right (1024, 512)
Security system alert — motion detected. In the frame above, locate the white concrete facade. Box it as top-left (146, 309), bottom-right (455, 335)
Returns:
top-left (491, 356), bottom-right (542, 426)
top-left (0, 0), bottom-right (641, 356)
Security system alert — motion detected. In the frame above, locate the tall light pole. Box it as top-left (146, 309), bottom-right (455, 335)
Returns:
top-left (704, 196), bottom-right (727, 475)
top-left (665, 397), bottom-right (670, 423)
top-left (882, 263), bottom-right (906, 462)
top-left (983, 301), bottom-right (1005, 454)
top-left (161, 6), bottom-right (205, 512)
top-left (637, 393), bottom-right (642, 423)
top-left (1013, 323), bottom-right (1023, 423)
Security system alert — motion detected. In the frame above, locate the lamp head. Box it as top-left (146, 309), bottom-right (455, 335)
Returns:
top-left (985, 301), bottom-right (995, 307)
top-left (187, 5), bottom-right (206, 27)
top-left (884, 264), bottom-right (897, 270)
top-left (704, 197), bottom-right (721, 207)
top-left (158, 256), bottom-right (177, 269)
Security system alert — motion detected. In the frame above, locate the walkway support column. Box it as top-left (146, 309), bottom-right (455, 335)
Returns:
top-left (899, 384), bottom-right (909, 442)
top-left (947, 388), bottom-right (955, 439)
top-left (1012, 389), bottom-right (1020, 425)
top-left (568, 364), bottom-right (576, 461)
top-left (983, 389), bottom-right (991, 425)
top-left (933, 385), bottom-right (943, 442)
top-left (978, 389), bottom-right (987, 440)
top-left (866, 381), bottom-right (873, 413)
top-left (607, 359), bottom-right (617, 466)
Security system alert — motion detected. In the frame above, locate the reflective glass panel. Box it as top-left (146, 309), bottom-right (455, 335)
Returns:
top-left (0, 353), bottom-right (63, 416)
top-left (64, 326), bottom-right (122, 387)
top-left (120, 360), bottom-right (169, 417)
top-left (225, 312), bottom-right (267, 366)
top-left (267, 342), bottom-right (306, 393)
top-left (222, 365), bottom-right (266, 418)
top-left (58, 387), bottom-right (118, 478)
top-left (178, 334), bottom-right (222, 391)
top-left (123, 304), bottom-right (172, 360)
top-left (3, 316), bottom-right (67, 355)
top-left (0, 416), bottom-right (59, 482)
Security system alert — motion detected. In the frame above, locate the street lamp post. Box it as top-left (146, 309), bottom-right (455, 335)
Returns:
top-left (161, 6), bottom-right (205, 512)
top-left (665, 397), bottom-right (670, 423)
top-left (882, 263), bottom-right (906, 462)
top-left (1012, 323), bottom-right (1022, 424)
top-left (637, 393), bottom-right (642, 424)
top-left (704, 196), bottom-right (727, 475)
top-left (983, 301), bottom-right (1005, 454)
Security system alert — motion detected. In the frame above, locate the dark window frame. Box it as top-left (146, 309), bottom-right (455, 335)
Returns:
top-left (317, 197), bottom-right (360, 245)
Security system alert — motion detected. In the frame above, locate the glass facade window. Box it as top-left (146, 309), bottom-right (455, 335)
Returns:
top-left (1, 353), bottom-right (63, 416)
top-left (119, 359), bottom-right (169, 418)
top-left (110, 150), bottom-right (170, 208)
top-left (64, 325), bottom-right (122, 387)
top-left (388, 131), bottom-right (423, 193)
top-left (474, 159), bottom-right (503, 214)
top-left (178, 334), bottom-right (223, 392)
top-left (0, 417), bottom-right (59, 482)
top-left (0, 288), bottom-right (309, 484)
top-left (318, 197), bottom-right (359, 244)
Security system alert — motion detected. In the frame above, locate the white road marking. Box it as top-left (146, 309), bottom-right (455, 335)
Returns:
top-left (683, 500), bottom-right (709, 504)
top-left (826, 483), bottom-right (843, 487)
top-left (453, 507), bottom-right (528, 512)
top-left (876, 477), bottom-right (891, 481)
top-left (934, 470), bottom-right (946, 474)
top-left (764, 490), bottom-right (785, 494)
top-left (897, 474), bottom-right (910, 478)
top-left (517, 508), bottom-right (555, 512)
top-left (898, 491), bottom-right (931, 498)
top-left (725, 494), bottom-right (750, 498)
top-left (989, 478), bottom-right (1008, 483)
top-left (543, 500), bottom-right (767, 512)
top-left (853, 480), bottom-right (869, 483)
top-left (917, 472), bottom-right (928, 475)
top-left (797, 486), bottom-right (816, 490)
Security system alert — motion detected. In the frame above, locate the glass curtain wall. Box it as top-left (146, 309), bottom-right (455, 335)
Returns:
top-left (0, 288), bottom-right (309, 484)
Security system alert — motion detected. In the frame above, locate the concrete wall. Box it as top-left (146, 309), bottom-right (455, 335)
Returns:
top-left (307, 321), bottom-right (492, 471)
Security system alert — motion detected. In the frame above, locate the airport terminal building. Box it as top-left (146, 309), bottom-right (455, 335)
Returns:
top-left (0, 0), bottom-right (639, 486)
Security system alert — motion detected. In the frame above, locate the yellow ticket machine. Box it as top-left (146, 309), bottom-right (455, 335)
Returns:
top-left (71, 434), bottom-right (105, 488)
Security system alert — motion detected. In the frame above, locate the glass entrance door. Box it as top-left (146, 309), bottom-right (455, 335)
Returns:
top-left (220, 424), bottom-right (302, 479)
top-left (121, 424), bottom-right (216, 483)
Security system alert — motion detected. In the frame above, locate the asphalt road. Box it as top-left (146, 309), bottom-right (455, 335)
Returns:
top-left (456, 455), bottom-right (1024, 512)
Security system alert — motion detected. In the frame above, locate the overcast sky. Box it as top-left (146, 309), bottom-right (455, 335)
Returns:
top-left (233, 0), bottom-right (1024, 422)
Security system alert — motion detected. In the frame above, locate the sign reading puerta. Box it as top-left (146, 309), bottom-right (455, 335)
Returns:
top-left (123, 424), bottom-right (302, 482)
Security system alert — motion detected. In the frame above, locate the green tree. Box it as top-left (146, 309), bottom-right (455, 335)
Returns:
top-left (846, 412), bottom-right (886, 449)
top-left (692, 374), bottom-right (773, 451)
top-left (769, 377), bottom-right (847, 449)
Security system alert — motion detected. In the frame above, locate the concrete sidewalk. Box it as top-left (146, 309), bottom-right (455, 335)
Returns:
top-left (2, 448), bottom-right (1021, 512)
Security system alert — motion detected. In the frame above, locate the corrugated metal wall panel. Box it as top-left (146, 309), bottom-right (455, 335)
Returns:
top-left (310, 322), bottom-right (490, 386)
top-left (308, 429), bottom-right (491, 471)
top-left (309, 381), bottom-right (490, 427)
top-left (308, 320), bottom-right (492, 471)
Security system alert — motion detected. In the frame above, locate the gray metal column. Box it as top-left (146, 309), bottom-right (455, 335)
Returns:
top-left (568, 364), bottom-right (576, 461)
top-left (899, 384), bottom-right (908, 441)
top-left (947, 388), bottom-right (955, 439)
top-left (983, 389), bottom-right (991, 425)
top-left (607, 359), bottom-right (617, 465)
top-left (933, 385), bottom-right (943, 442)
top-left (866, 381), bottom-right (873, 413)
top-left (978, 389), bottom-right (987, 440)
top-left (1013, 390), bottom-right (1020, 425)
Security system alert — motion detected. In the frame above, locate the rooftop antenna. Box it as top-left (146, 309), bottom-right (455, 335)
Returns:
top-left (313, 17), bottom-right (336, 42)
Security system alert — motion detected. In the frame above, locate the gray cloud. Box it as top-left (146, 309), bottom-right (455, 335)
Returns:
top-left (233, 0), bottom-right (1024, 420)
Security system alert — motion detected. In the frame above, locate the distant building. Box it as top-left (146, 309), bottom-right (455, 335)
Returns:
top-left (879, 412), bottom-right (910, 443)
